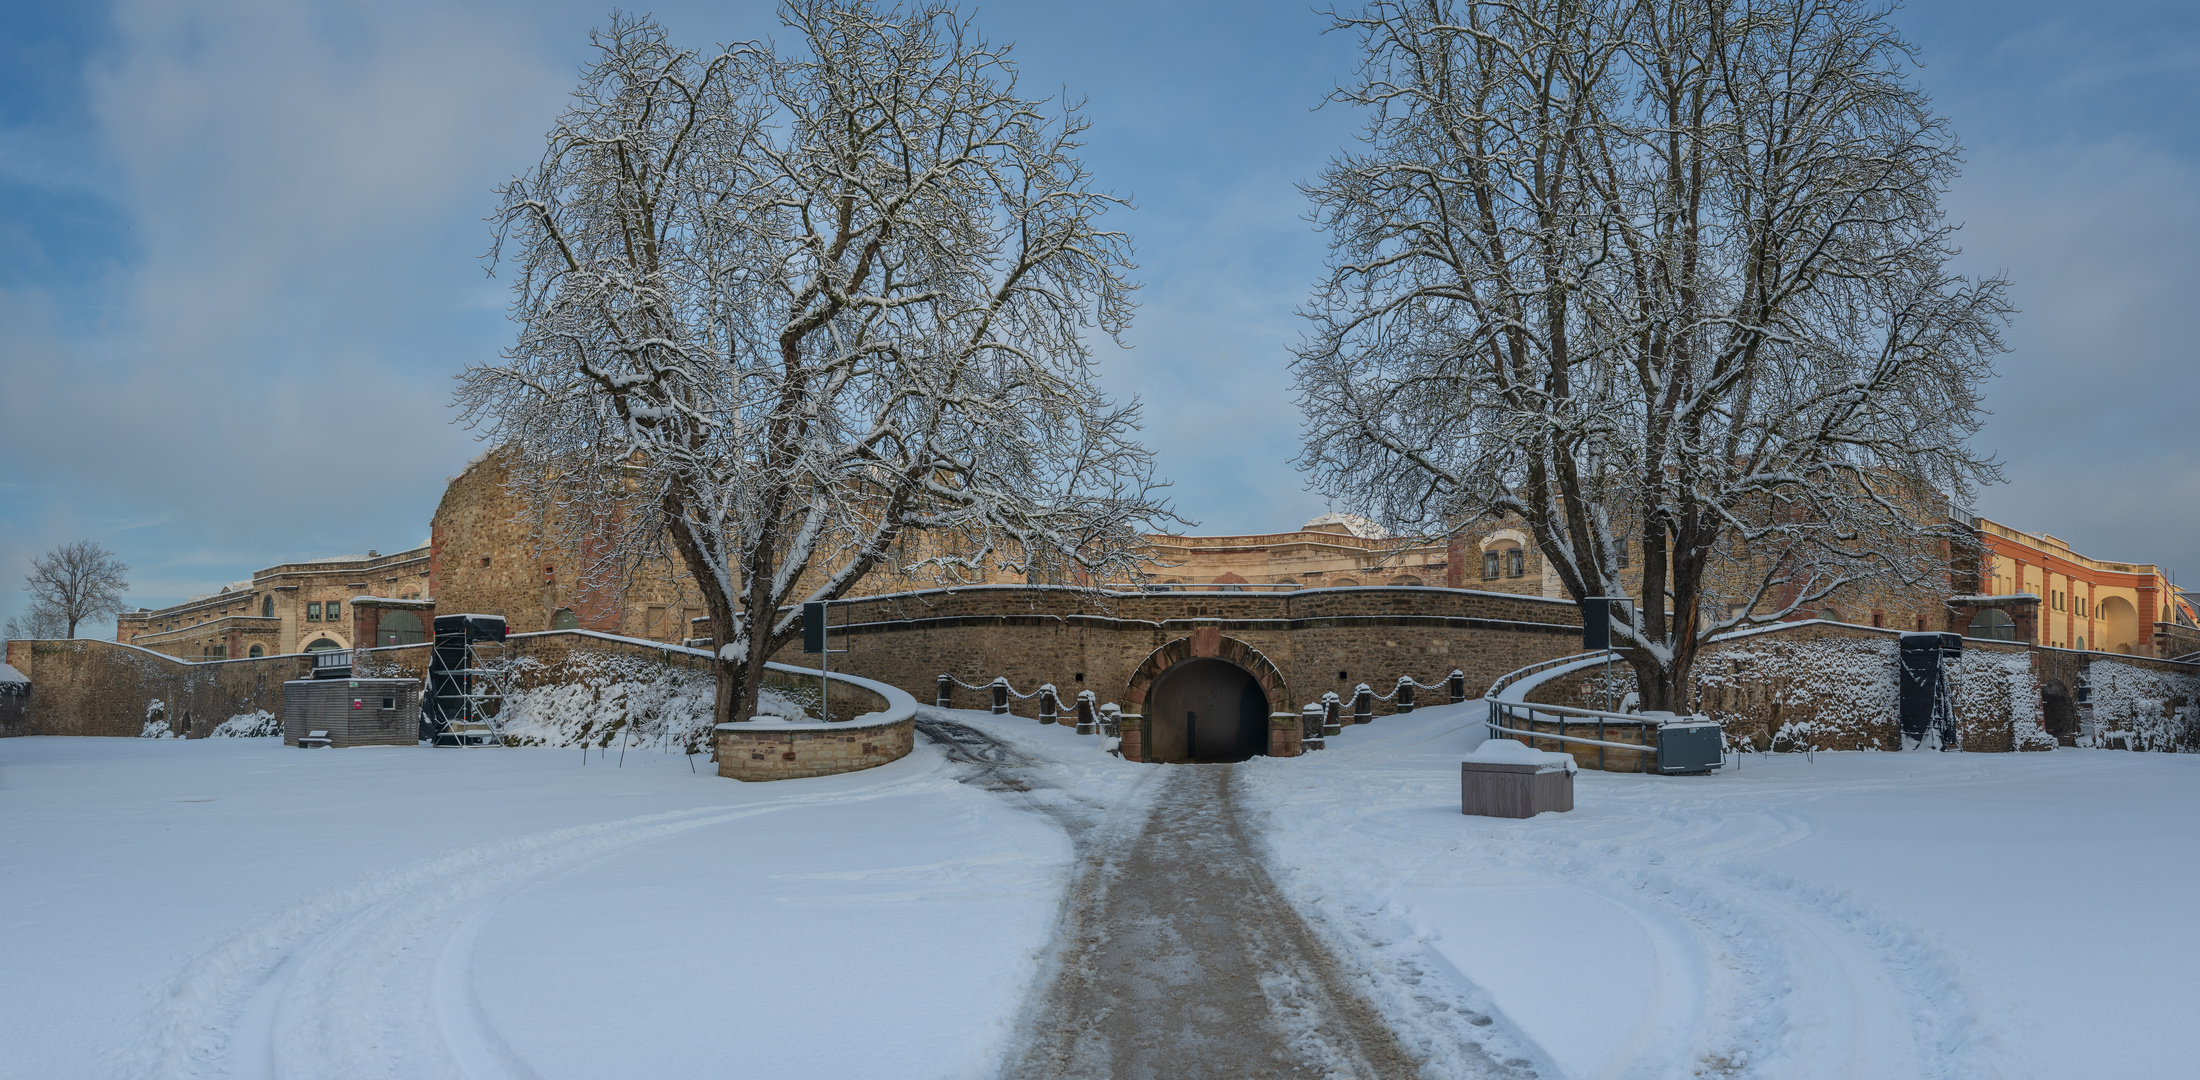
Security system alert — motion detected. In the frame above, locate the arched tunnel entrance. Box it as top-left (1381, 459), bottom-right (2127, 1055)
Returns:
top-left (1146, 658), bottom-right (1271, 763)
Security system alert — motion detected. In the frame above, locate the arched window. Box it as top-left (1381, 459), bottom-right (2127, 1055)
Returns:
top-left (377, 610), bottom-right (426, 647)
top-left (1965, 608), bottom-right (2016, 641)
top-left (304, 637), bottom-right (342, 652)
top-left (1819, 607), bottom-right (1843, 624)
top-left (262, 595), bottom-right (274, 618)
top-left (551, 608), bottom-right (581, 631)
top-left (1331, 578), bottom-right (1361, 588)
top-left (1482, 539), bottom-right (1524, 580)
top-left (248, 645), bottom-right (263, 658)
top-left (1389, 576), bottom-right (1423, 587)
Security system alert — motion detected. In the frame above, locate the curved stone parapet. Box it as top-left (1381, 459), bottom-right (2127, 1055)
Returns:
top-left (713, 663), bottom-right (920, 781)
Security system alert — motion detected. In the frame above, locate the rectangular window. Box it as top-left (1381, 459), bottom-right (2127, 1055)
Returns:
top-left (306, 602), bottom-right (321, 621)
top-left (1871, 609), bottom-right (1886, 629)
top-left (1482, 552), bottom-right (1500, 580)
top-left (644, 607), bottom-right (665, 638)
top-left (326, 600), bottom-right (340, 621)
top-left (1616, 539), bottom-right (1629, 568)
top-left (1507, 549), bottom-right (1525, 578)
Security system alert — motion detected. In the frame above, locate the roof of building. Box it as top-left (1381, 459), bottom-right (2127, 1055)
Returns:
top-left (0, 661), bottom-right (27, 685)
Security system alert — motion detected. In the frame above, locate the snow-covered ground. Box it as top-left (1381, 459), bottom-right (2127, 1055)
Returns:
top-left (6, 704), bottom-right (2195, 1079)
top-left (0, 733), bottom-right (1090, 1080)
top-left (1240, 701), bottom-right (2200, 1080)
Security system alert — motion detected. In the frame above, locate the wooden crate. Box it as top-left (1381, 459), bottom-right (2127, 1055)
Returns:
top-left (282, 678), bottom-right (421, 748)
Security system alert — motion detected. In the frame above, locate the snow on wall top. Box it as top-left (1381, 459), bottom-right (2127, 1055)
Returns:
top-left (0, 661), bottom-right (27, 684)
top-left (1301, 512), bottom-right (1390, 538)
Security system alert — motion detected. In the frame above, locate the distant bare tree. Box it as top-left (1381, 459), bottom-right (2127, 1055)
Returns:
top-left (4, 606), bottom-right (70, 643)
top-left (1296, 0), bottom-right (2010, 711)
top-left (23, 540), bottom-right (131, 639)
top-left (461, 4), bottom-right (1170, 727)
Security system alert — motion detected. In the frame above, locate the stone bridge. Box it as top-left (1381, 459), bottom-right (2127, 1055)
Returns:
top-left (767, 584), bottom-right (1587, 761)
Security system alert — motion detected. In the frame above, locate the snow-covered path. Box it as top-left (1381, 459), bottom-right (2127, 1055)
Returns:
top-left (1004, 763), bottom-right (1437, 1080)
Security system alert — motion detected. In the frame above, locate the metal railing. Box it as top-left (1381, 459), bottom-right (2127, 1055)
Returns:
top-left (1483, 649), bottom-right (1616, 700)
top-left (1486, 697), bottom-right (1659, 772)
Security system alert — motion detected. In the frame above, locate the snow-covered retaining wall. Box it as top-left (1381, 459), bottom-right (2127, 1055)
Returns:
top-left (356, 630), bottom-right (920, 778)
top-left (2081, 658), bottom-right (2200, 751)
top-left (1684, 623), bottom-right (2045, 752)
top-left (1, 638), bottom-right (307, 738)
top-left (713, 668), bottom-right (917, 782)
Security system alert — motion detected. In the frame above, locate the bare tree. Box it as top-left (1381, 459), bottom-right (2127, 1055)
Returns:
top-left (461, 4), bottom-right (1170, 727)
top-left (23, 540), bottom-right (131, 639)
top-left (1296, 0), bottom-right (2009, 710)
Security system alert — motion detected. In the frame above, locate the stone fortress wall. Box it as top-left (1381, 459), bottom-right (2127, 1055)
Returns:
top-left (31, 440), bottom-right (2195, 769)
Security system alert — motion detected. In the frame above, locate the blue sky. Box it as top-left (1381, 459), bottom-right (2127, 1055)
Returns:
top-left (3, 0), bottom-right (2197, 636)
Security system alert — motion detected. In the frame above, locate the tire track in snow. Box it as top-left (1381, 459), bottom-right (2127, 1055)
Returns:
top-left (1461, 797), bottom-right (1990, 1079)
top-left (119, 768), bottom-right (942, 1080)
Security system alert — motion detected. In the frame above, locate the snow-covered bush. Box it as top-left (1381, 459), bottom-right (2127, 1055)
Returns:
top-left (209, 710), bottom-right (280, 738)
top-left (2087, 660), bottom-right (2200, 751)
top-left (140, 699), bottom-right (177, 739)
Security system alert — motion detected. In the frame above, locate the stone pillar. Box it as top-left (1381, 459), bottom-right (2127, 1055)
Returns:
top-left (990, 677), bottom-right (1010, 715)
top-left (1119, 714), bottom-right (1146, 761)
top-left (1075, 690), bottom-right (1097, 735)
top-left (1353, 683), bottom-right (1374, 725)
top-left (1299, 704), bottom-right (1325, 752)
top-left (2138, 584), bottom-right (2160, 656)
top-left (1395, 676), bottom-right (1416, 714)
top-left (1322, 691), bottom-right (1341, 732)
top-left (1038, 684), bottom-right (1058, 724)
top-left (1268, 712), bottom-right (1303, 757)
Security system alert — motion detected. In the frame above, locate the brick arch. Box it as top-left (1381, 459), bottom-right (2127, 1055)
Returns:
top-left (1124, 630), bottom-right (1290, 717)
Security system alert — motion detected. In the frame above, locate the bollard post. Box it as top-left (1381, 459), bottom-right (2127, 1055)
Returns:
top-left (1322, 691), bottom-right (1341, 734)
top-left (1396, 676), bottom-right (1416, 714)
top-left (1450, 669), bottom-right (1467, 704)
top-left (1076, 690), bottom-right (1097, 735)
top-left (990, 676), bottom-right (1011, 715)
top-left (937, 674), bottom-right (954, 709)
top-left (1353, 683), bottom-right (1374, 725)
top-left (1038, 684), bottom-right (1058, 725)
top-left (1301, 703), bottom-right (1327, 752)
top-left (1099, 701), bottom-right (1121, 739)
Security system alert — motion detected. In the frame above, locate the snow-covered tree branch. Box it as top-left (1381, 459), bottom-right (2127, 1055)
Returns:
top-left (1295, 0), bottom-right (2009, 709)
top-left (460, 3), bottom-right (1171, 726)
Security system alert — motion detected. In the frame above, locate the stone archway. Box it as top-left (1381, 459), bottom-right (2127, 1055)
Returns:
top-left (1124, 630), bottom-right (1290, 762)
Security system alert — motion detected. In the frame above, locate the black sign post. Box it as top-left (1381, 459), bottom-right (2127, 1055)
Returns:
top-left (1581, 598), bottom-right (1610, 651)
top-left (1581, 597), bottom-right (1629, 711)
top-left (801, 601), bottom-right (848, 721)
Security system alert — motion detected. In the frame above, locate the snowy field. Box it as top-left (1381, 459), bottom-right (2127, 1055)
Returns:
top-left (0, 732), bottom-right (1109, 1080)
top-left (1241, 701), bottom-right (2200, 1080)
top-left (6, 708), bottom-right (2196, 1080)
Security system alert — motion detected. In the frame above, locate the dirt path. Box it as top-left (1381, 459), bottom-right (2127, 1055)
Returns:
top-left (1000, 762), bottom-right (1449, 1080)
